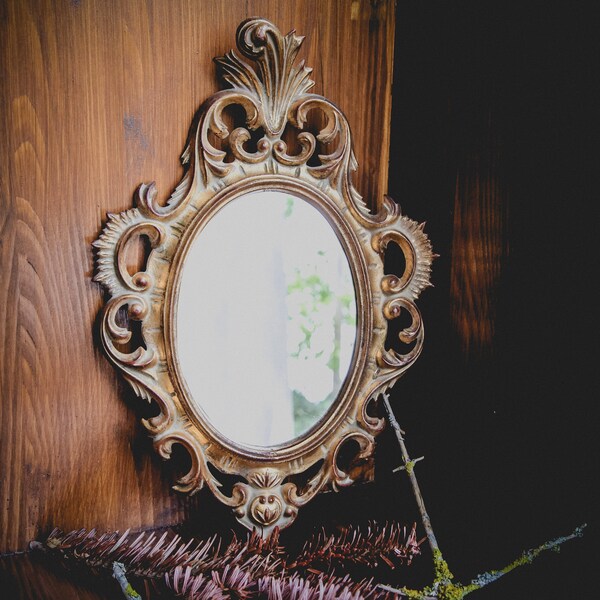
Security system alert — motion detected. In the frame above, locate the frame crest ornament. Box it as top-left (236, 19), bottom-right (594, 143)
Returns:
top-left (93, 18), bottom-right (434, 535)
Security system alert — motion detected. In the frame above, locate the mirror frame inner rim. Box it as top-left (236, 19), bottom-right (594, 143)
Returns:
top-left (165, 175), bottom-right (370, 462)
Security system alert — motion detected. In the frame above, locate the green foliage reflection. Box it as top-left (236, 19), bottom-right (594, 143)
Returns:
top-left (284, 197), bottom-right (356, 436)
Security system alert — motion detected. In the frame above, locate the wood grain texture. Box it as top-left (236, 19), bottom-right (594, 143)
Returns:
top-left (0, 553), bottom-right (119, 600)
top-left (449, 144), bottom-right (508, 356)
top-left (0, 0), bottom-right (395, 557)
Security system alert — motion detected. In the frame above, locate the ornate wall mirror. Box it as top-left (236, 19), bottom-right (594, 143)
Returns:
top-left (93, 18), bottom-right (434, 535)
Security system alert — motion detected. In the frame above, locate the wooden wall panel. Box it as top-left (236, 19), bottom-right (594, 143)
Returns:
top-left (0, 0), bottom-right (395, 554)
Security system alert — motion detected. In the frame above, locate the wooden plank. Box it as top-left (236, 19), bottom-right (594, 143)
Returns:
top-left (0, 0), bottom-right (395, 555)
top-left (449, 148), bottom-right (508, 356)
top-left (0, 553), bottom-right (118, 600)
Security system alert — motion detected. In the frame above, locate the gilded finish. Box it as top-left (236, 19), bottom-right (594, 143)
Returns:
top-left (93, 18), bottom-right (434, 534)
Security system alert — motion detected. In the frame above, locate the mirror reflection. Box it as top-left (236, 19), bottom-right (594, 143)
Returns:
top-left (176, 190), bottom-right (357, 447)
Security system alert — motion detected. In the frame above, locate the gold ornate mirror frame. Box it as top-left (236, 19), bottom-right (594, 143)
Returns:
top-left (93, 18), bottom-right (434, 535)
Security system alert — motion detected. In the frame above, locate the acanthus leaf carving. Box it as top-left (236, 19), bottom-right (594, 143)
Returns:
top-left (217, 18), bottom-right (315, 136)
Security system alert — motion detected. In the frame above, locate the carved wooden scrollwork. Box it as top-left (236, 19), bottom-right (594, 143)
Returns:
top-left (93, 18), bottom-right (434, 535)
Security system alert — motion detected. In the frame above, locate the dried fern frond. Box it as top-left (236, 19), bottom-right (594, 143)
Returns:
top-left (256, 572), bottom-right (385, 600)
top-left (205, 528), bottom-right (285, 577)
top-left (290, 522), bottom-right (423, 571)
top-left (33, 522), bottom-right (420, 599)
top-left (40, 527), bottom-right (218, 579)
top-left (167, 569), bottom-right (392, 600)
top-left (166, 566), bottom-right (228, 600)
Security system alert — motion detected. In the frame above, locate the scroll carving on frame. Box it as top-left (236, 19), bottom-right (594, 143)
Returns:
top-left (93, 18), bottom-right (434, 535)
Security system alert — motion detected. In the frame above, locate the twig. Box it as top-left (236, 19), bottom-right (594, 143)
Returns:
top-left (467, 524), bottom-right (587, 590)
top-left (393, 456), bottom-right (425, 473)
top-left (378, 524), bottom-right (586, 599)
top-left (112, 562), bottom-right (142, 599)
top-left (377, 582), bottom-right (437, 599)
top-left (382, 393), bottom-right (440, 555)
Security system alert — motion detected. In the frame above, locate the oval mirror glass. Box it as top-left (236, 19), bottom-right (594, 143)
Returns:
top-left (175, 190), bottom-right (357, 447)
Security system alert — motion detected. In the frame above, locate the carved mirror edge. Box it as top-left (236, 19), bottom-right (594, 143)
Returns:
top-left (92, 17), bottom-right (435, 535)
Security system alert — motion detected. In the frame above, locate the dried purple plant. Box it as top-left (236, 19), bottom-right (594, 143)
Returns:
top-left (33, 522), bottom-right (421, 599)
top-left (168, 569), bottom-right (388, 600)
top-left (291, 522), bottom-right (423, 571)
